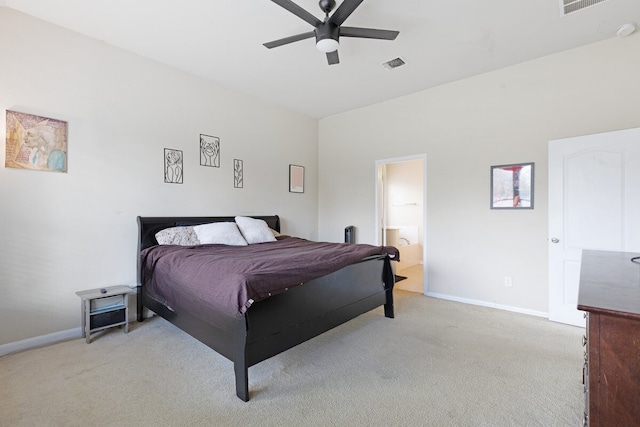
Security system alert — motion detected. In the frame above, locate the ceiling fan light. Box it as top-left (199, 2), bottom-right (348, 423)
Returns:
top-left (316, 38), bottom-right (339, 53)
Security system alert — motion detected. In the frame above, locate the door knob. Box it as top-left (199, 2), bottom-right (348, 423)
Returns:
top-left (551, 237), bottom-right (559, 243)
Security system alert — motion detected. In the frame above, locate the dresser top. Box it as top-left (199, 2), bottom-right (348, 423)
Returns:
top-left (578, 250), bottom-right (640, 317)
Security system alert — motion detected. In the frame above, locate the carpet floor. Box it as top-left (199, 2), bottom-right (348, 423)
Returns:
top-left (0, 290), bottom-right (585, 426)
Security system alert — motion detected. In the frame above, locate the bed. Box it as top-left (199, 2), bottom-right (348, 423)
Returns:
top-left (136, 215), bottom-right (397, 401)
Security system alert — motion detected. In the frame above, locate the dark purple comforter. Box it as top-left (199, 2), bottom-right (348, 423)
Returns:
top-left (140, 236), bottom-right (398, 318)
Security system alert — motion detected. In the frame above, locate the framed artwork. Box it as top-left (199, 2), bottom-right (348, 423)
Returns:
top-left (164, 148), bottom-right (183, 184)
top-left (289, 164), bottom-right (304, 193)
top-left (234, 159), bottom-right (243, 188)
top-left (5, 110), bottom-right (68, 172)
top-left (199, 134), bottom-right (220, 167)
top-left (491, 162), bottom-right (534, 209)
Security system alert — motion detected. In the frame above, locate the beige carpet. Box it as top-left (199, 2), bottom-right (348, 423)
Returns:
top-left (0, 291), bottom-right (584, 426)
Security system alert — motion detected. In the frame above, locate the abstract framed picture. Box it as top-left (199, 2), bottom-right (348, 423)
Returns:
top-left (5, 110), bottom-right (68, 172)
top-left (289, 164), bottom-right (304, 193)
top-left (164, 148), bottom-right (183, 184)
top-left (199, 134), bottom-right (220, 167)
top-left (490, 162), bottom-right (534, 209)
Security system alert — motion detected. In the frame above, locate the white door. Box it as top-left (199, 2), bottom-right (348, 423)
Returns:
top-left (549, 127), bottom-right (640, 327)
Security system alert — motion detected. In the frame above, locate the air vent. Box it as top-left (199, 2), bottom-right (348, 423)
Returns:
top-left (382, 57), bottom-right (406, 70)
top-left (561, 0), bottom-right (608, 15)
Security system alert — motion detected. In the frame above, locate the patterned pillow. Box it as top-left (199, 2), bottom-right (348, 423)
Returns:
top-left (155, 226), bottom-right (200, 246)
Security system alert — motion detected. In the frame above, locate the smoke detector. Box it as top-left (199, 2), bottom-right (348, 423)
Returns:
top-left (616, 23), bottom-right (636, 38)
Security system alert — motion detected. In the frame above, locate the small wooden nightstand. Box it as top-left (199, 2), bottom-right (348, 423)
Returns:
top-left (76, 285), bottom-right (134, 343)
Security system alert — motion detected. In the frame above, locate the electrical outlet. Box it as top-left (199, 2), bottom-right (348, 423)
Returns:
top-left (504, 276), bottom-right (512, 287)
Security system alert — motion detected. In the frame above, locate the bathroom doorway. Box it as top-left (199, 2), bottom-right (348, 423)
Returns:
top-left (375, 154), bottom-right (427, 294)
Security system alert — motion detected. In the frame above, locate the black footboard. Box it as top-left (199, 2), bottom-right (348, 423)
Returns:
top-left (234, 256), bottom-right (394, 401)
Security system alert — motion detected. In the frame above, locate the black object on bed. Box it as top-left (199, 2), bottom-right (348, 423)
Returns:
top-left (136, 215), bottom-right (396, 401)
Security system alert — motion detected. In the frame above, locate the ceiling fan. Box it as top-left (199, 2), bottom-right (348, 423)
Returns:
top-left (264, 0), bottom-right (399, 65)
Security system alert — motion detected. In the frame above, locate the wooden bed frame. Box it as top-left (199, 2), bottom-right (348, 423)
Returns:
top-left (136, 215), bottom-right (395, 401)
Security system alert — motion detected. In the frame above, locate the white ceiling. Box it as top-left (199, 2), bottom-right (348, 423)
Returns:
top-left (4, 0), bottom-right (640, 118)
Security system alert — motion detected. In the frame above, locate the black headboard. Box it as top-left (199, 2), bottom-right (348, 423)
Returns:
top-left (136, 215), bottom-right (280, 286)
top-left (137, 215), bottom-right (280, 252)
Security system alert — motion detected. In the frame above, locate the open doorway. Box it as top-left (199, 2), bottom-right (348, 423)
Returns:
top-left (375, 154), bottom-right (427, 294)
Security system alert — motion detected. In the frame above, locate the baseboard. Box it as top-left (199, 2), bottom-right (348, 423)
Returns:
top-left (0, 307), bottom-right (153, 357)
top-left (0, 295), bottom-right (545, 357)
top-left (425, 292), bottom-right (548, 319)
top-left (0, 327), bottom-right (82, 357)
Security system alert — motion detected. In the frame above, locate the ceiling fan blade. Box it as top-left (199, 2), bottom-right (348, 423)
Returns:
top-left (326, 50), bottom-right (340, 65)
top-left (270, 0), bottom-right (322, 27)
top-left (329, 0), bottom-right (364, 26)
top-left (339, 26), bottom-right (399, 40)
top-left (264, 31), bottom-right (315, 49)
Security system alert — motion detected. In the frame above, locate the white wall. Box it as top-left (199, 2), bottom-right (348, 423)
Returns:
top-left (318, 33), bottom-right (640, 315)
top-left (0, 8), bottom-right (318, 345)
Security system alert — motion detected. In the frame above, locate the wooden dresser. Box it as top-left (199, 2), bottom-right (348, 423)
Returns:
top-left (578, 250), bottom-right (640, 427)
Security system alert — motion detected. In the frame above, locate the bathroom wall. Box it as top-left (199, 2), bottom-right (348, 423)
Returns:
top-left (385, 159), bottom-right (424, 270)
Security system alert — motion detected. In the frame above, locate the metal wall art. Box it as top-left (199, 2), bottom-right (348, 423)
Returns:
top-left (234, 159), bottom-right (243, 188)
top-left (200, 134), bottom-right (220, 167)
top-left (164, 148), bottom-right (183, 184)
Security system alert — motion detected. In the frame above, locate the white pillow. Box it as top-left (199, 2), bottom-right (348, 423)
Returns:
top-left (193, 222), bottom-right (248, 246)
top-left (155, 226), bottom-right (200, 246)
top-left (235, 216), bottom-right (277, 244)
